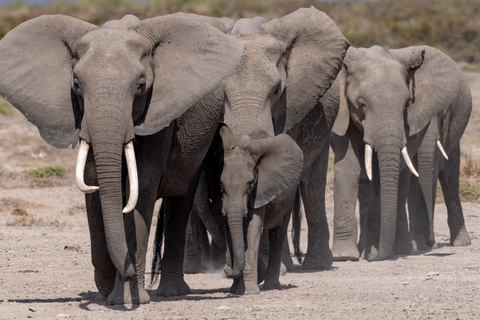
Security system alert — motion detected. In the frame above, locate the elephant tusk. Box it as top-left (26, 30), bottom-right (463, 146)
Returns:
top-left (437, 140), bottom-right (449, 160)
top-left (401, 146), bottom-right (419, 178)
top-left (365, 143), bottom-right (373, 181)
top-left (123, 141), bottom-right (139, 213)
top-left (75, 140), bottom-right (99, 193)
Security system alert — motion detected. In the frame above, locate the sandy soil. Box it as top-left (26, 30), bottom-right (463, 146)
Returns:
top-left (1, 72), bottom-right (480, 319)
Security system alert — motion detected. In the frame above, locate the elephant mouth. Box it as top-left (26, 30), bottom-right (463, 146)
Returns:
top-left (75, 139), bottom-right (139, 213)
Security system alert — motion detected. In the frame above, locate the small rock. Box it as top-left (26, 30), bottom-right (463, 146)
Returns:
top-left (217, 306), bottom-right (231, 310)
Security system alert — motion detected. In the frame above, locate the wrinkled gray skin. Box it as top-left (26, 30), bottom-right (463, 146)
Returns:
top-left (0, 14), bottom-right (242, 304)
top-left (195, 8), bottom-right (349, 295)
top-left (331, 45), bottom-right (471, 261)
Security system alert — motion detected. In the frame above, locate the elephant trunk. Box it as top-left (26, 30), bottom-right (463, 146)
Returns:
top-left (368, 121), bottom-right (403, 261)
top-left (82, 101), bottom-right (137, 281)
top-left (224, 209), bottom-right (245, 278)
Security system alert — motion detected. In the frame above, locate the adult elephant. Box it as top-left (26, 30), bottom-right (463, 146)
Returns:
top-left (197, 8), bottom-right (348, 295)
top-left (0, 14), bottom-right (242, 304)
top-left (331, 45), bottom-right (472, 261)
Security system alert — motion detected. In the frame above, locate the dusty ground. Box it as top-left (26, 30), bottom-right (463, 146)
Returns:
top-left (1, 71), bottom-right (480, 320)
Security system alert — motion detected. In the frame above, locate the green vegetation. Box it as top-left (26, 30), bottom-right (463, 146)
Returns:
top-left (437, 178), bottom-right (480, 203)
top-left (0, 102), bottom-right (15, 115)
top-left (27, 166), bottom-right (67, 178)
top-left (0, 0), bottom-right (478, 62)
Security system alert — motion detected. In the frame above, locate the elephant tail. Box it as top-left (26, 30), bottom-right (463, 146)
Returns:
top-left (292, 187), bottom-right (303, 264)
top-left (149, 200), bottom-right (165, 289)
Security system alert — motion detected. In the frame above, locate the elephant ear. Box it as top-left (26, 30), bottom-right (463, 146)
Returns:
top-left (262, 7), bottom-right (350, 132)
top-left (133, 15), bottom-right (243, 136)
top-left (0, 15), bottom-right (97, 148)
top-left (389, 45), bottom-right (463, 137)
top-left (246, 133), bottom-right (304, 209)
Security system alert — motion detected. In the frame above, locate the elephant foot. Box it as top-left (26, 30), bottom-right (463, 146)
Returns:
top-left (366, 246), bottom-right (378, 261)
top-left (245, 282), bottom-right (261, 295)
top-left (410, 233), bottom-right (434, 251)
top-left (281, 255), bottom-right (294, 272)
top-left (230, 277), bottom-right (245, 295)
top-left (107, 275), bottom-right (150, 305)
top-left (157, 275), bottom-right (190, 297)
top-left (451, 227), bottom-right (471, 247)
top-left (230, 277), bottom-right (260, 295)
top-left (393, 238), bottom-right (412, 255)
top-left (94, 269), bottom-right (116, 298)
top-left (331, 240), bottom-right (360, 261)
top-left (262, 277), bottom-right (281, 291)
top-left (303, 249), bottom-right (333, 270)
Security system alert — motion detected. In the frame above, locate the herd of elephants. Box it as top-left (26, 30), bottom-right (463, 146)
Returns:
top-left (0, 6), bottom-right (473, 305)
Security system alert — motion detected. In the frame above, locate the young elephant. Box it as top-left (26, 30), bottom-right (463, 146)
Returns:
top-left (0, 14), bottom-right (242, 304)
top-left (199, 7), bottom-right (348, 294)
top-left (331, 45), bottom-right (471, 261)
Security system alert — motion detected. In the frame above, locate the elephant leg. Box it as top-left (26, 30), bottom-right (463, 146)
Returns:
top-left (394, 168), bottom-right (412, 255)
top-left (258, 230), bottom-right (270, 281)
top-left (332, 134), bottom-right (361, 261)
top-left (438, 144), bottom-right (471, 246)
top-left (302, 142), bottom-right (332, 269)
top-left (408, 175), bottom-right (430, 251)
top-left (263, 209), bottom-right (292, 290)
top-left (183, 211), bottom-right (202, 274)
top-left (157, 193), bottom-right (195, 296)
top-left (84, 150), bottom-right (116, 298)
top-left (237, 208), bottom-right (265, 295)
top-left (357, 179), bottom-right (369, 257)
top-left (409, 126), bottom-right (441, 251)
top-left (281, 237), bottom-right (294, 272)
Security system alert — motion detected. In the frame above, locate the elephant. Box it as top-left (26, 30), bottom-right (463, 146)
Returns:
top-left (191, 7), bottom-right (348, 295)
top-left (330, 45), bottom-right (472, 261)
top-left (0, 13), bottom-right (243, 304)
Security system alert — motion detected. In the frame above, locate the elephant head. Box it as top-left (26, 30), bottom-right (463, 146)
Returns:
top-left (332, 45), bottom-right (465, 260)
top-left (217, 125), bottom-right (303, 278)
top-left (224, 7), bottom-right (349, 136)
top-left (0, 14), bottom-right (242, 280)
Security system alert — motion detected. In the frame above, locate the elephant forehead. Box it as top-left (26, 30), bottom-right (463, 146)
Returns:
top-left (75, 29), bottom-right (150, 62)
top-left (357, 58), bottom-right (406, 87)
top-left (73, 29), bottom-right (150, 77)
top-left (224, 37), bottom-right (284, 89)
top-left (223, 148), bottom-right (257, 171)
top-left (233, 33), bottom-right (286, 63)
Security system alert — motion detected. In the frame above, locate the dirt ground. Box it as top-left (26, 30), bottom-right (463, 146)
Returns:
top-left (1, 71), bottom-right (480, 320)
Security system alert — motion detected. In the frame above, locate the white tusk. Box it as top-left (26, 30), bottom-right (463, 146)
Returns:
top-left (75, 140), bottom-right (99, 193)
top-left (123, 141), bottom-right (139, 213)
top-left (437, 140), bottom-right (449, 160)
top-left (365, 144), bottom-right (373, 181)
top-left (401, 146), bottom-right (419, 177)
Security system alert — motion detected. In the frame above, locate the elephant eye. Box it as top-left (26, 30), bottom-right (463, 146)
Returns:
top-left (137, 78), bottom-right (146, 91)
top-left (73, 78), bottom-right (82, 93)
top-left (274, 84), bottom-right (282, 96)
